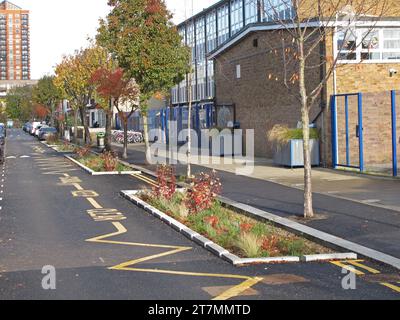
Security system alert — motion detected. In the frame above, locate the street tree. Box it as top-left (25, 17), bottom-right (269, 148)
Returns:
top-left (5, 85), bottom-right (34, 122)
top-left (262, 0), bottom-right (390, 218)
top-left (97, 0), bottom-right (190, 163)
top-left (32, 76), bottom-right (62, 127)
top-left (91, 67), bottom-right (140, 159)
top-left (54, 44), bottom-right (109, 145)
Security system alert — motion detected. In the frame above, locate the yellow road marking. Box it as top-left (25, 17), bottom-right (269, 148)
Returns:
top-left (131, 174), bottom-right (158, 187)
top-left (72, 184), bottom-right (84, 191)
top-left (330, 260), bottom-right (380, 276)
top-left (346, 260), bottom-right (381, 274)
top-left (110, 247), bottom-right (191, 269)
top-left (87, 222), bottom-right (260, 300)
top-left (213, 277), bottom-right (264, 301)
top-left (330, 261), bottom-right (365, 275)
top-left (87, 198), bottom-right (102, 209)
top-left (381, 282), bottom-right (400, 293)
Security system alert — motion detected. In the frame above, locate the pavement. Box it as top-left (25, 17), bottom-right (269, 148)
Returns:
top-left (0, 129), bottom-right (399, 300)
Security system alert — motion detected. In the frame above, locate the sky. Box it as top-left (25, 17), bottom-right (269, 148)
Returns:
top-left (13, 0), bottom-right (218, 79)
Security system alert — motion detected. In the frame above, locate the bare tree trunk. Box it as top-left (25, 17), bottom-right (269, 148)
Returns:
top-left (299, 39), bottom-right (314, 219)
top-left (187, 71), bottom-right (193, 179)
top-left (73, 109), bottom-right (78, 145)
top-left (122, 119), bottom-right (128, 159)
top-left (143, 112), bottom-right (151, 164)
top-left (79, 106), bottom-right (91, 145)
top-left (105, 110), bottom-right (112, 151)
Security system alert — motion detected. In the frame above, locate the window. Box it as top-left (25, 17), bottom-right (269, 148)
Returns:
top-left (230, 0), bottom-right (243, 36)
top-left (197, 62), bottom-right (206, 100)
top-left (236, 64), bottom-right (241, 79)
top-left (179, 75), bottom-right (187, 103)
top-left (337, 28), bottom-right (400, 62)
top-left (178, 27), bottom-right (185, 45)
top-left (206, 11), bottom-right (217, 53)
top-left (245, 0), bottom-right (258, 25)
top-left (196, 17), bottom-right (205, 63)
top-left (207, 60), bottom-right (214, 98)
top-left (187, 22), bottom-right (195, 62)
top-left (263, 0), bottom-right (294, 22)
top-left (217, 4), bottom-right (229, 45)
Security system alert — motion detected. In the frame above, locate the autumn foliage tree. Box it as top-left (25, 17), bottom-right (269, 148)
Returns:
top-left (33, 104), bottom-right (50, 120)
top-left (91, 67), bottom-right (140, 159)
top-left (54, 44), bottom-right (110, 145)
top-left (97, 0), bottom-right (190, 163)
top-left (32, 76), bottom-right (62, 127)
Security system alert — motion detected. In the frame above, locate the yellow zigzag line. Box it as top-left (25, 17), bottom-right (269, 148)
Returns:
top-left (86, 222), bottom-right (263, 300)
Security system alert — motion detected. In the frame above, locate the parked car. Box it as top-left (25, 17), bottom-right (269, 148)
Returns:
top-left (25, 122), bottom-right (33, 134)
top-left (0, 125), bottom-right (5, 163)
top-left (38, 127), bottom-right (57, 141)
top-left (23, 122), bottom-right (30, 132)
top-left (34, 124), bottom-right (49, 137)
top-left (31, 122), bottom-right (41, 135)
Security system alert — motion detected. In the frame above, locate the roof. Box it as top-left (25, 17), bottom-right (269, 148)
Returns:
top-left (0, 1), bottom-right (22, 10)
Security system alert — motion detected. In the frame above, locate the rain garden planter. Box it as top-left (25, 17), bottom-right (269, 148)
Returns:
top-left (65, 155), bottom-right (140, 176)
top-left (120, 189), bottom-right (356, 266)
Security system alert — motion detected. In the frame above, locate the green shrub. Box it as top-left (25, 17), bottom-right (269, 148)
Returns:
top-left (267, 125), bottom-right (320, 145)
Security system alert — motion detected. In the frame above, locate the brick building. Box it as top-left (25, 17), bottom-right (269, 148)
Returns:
top-left (0, 1), bottom-right (30, 81)
top-left (165, 0), bottom-right (400, 168)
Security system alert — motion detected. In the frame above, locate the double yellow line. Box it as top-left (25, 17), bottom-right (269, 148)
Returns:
top-left (131, 173), bottom-right (158, 187)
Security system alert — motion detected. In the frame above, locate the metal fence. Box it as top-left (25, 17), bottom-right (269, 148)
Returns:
top-left (331, 90), bottom-right (399, 177)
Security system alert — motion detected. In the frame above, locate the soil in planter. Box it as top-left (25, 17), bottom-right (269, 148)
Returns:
top-left (140, 192), bottom-right (333, 259)
top-left (75, 154), bottom-right (131, 172)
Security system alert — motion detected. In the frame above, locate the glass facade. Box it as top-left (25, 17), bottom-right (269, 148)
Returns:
top-left (171, 0), bottom-right (295, 106)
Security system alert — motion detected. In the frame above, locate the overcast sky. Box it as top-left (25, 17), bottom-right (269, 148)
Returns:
top-left (13, 0), bottom-right (217, 79)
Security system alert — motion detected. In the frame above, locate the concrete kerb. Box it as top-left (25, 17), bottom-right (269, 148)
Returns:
top-left (120, 190), bottom-right (356, 266)
top-left (219, 196), bottom-right (400, 270)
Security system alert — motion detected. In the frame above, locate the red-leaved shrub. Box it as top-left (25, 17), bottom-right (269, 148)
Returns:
top-left (185, 170), bottom-right (222, 214)
top-left (74, 145), bottom-right (91, 158)
top-left (101, 151), bottom-right (119, 171)
top-left (152, 165), bottom-right (176, 200)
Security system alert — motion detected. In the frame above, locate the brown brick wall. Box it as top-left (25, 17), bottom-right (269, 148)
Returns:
top-left (297, 0), bottom-right (400, 20)
top-left (215, 30), bottom-right (322, 158)
top-left (334, 92), bottom-right (400, 167)
top-left (324, 34), bottom-right (400, 167)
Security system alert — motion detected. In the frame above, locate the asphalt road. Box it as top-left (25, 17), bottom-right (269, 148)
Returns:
top-left (0, 129), bottom-right (399, 300)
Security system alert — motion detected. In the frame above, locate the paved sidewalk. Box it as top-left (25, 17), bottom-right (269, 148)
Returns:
top-left (108, 143), bottom-right (400, 261)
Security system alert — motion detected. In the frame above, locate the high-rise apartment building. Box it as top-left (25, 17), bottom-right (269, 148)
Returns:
top-left (0, 1), bottom-right (30, 80)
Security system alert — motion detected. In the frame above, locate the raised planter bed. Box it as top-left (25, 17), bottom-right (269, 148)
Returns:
top-left (274, 139), bottom-right (320, 167)
top-left (40, 141), bottom-right (75, 153)
top-left (121, 190), bottom-right (356, 266)
top-left (65, 155), bottom-right (141, 176)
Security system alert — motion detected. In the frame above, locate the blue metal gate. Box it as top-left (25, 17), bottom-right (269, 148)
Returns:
top-left (331, 93), bottom-right (364, 172)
